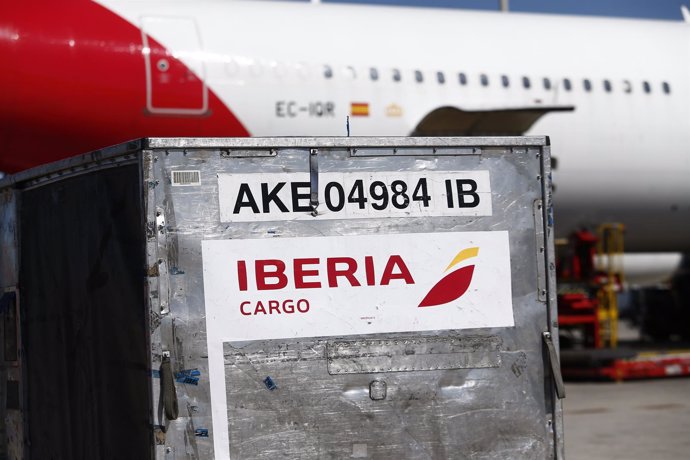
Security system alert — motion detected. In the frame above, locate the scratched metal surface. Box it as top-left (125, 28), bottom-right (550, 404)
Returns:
top-left (144, 137), bottom-right (561, 459)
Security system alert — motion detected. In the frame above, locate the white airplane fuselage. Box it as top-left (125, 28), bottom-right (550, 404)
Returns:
top-left (1, 1), bottom-right (688, 253)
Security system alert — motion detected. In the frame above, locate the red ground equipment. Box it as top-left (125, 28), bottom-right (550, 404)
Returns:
top-left (557, 225), bottom-right (690, 380)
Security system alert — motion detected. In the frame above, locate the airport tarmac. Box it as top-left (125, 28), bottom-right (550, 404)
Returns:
top-left (563, 378), bottom-right (690, 459)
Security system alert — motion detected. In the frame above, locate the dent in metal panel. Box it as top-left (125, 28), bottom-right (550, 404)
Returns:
top-left (223, 337), bottom-right (547, 459)
top-left (327, 336), bottom-right (501, 374)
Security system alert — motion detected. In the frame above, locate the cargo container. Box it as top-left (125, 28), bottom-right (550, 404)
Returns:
top-left (0, 137), bottom-right (563, 459)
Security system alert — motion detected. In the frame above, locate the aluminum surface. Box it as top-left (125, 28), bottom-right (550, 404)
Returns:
top-left (145, 137), bottom-right (560, 459)
top-left (144, 136), bottom-right (548, 149)
top-left (0, 137), bottom-right (561, 459)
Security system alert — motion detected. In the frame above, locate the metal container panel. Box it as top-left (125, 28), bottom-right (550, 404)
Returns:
top-left (0, 137), bottom-right (562, 459)
top-left (143, 137), bottom-right (561, 459)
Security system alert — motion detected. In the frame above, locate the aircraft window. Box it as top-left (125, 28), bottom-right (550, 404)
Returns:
top-left (583, 79), bottom-right (592, 92)
top-left (563, 78), bottom-right (572, 91)
top-left (643, 81), bottom-right (651, 93)
top-left (323, 65), bottom-right (333, 79)
top-left (415, 70), bottom-right (424, 83)
top-left (623, 80), bottom-right (632, 93)
top-left (480, 74), bottom-right (489, 86)
top-left (225, 59), bottom-right (240, 76)
top-left (459, 72), bottom-right (467, 85)
top-left (392, 69), bottom-right (401, 82)
top-left (522, 76), bottom-right (531, 89)
top-left (345, 66), bottom-right (357, 79)
top-left (437, 71), bottom-right (445, 84)
top-left (296, 63), bottom-right (309, 79)
top-left (603, 80), bottom-right (612, 92)
top-left (543, 78), bottom-right (551, 90)
top-left (662, 81), bottom-right (671, 94)
top-left (501, 75), bottom-right (509, 88)
top-left (250, 62), bottom-right (265, 77)
top-left (370, 67), bottom-right (379, 81)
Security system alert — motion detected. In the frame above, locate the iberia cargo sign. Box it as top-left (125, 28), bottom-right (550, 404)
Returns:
top-left (203, 231), bottom-right (513, 458)
top-left (202, 231), bottom-right (513, 342)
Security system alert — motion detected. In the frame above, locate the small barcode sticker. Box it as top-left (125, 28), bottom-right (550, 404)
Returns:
top-left (172, 170), bottom-right (201, 186)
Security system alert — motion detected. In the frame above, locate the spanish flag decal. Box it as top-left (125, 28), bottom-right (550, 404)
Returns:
top-left (350, 102), bottom-right (369, 117)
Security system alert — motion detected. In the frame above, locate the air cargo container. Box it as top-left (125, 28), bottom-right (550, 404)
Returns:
top-left (0, 137), bottom-right (563, 459)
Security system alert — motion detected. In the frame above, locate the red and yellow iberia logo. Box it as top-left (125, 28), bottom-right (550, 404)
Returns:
top-left (418, 247), bottom-right (478, 307)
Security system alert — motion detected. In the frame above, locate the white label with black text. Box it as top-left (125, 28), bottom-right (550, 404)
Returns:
top-left (218, 171), bottom-right (492, 222)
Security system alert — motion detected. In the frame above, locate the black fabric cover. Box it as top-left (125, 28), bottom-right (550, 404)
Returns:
top-left (19, 165), bottom-right (151, 459)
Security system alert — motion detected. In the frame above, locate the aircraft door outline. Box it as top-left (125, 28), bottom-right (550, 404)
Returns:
top-left (141, 16), bottom-right (208, 115)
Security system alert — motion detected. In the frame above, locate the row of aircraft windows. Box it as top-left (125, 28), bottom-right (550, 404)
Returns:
top-left (322, 65), bottom-right (672, 95)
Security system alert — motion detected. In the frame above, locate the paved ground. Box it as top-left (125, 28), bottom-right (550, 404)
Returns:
top-left (563, 378), bottom-right (690, 459)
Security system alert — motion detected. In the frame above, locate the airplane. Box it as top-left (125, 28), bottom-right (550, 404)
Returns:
top-left (1, 0), bottom-right (689, 279)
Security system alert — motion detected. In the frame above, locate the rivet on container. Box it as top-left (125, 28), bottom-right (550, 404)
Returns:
top-left (369, 380), bottom-right (387, 401)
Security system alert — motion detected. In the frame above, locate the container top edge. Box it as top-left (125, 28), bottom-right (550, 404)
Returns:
top-left (0, 140), bottom-right (144, 189)
top-left (144, 136), bottom-right (548, 149)
top-left (0, 136), bottom-right (547, 189)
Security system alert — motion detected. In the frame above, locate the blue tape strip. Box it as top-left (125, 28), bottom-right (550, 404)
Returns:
top-left (155, 369), bottom-right (201, 382)
top-left (175, 376), bottom-right (199, 385)
top-left (176, 369), bottom-right (201, 378)
top-left (175, 369), bottom-right (201, 385)
top-left (263, 376), bottom-right (277, 391)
